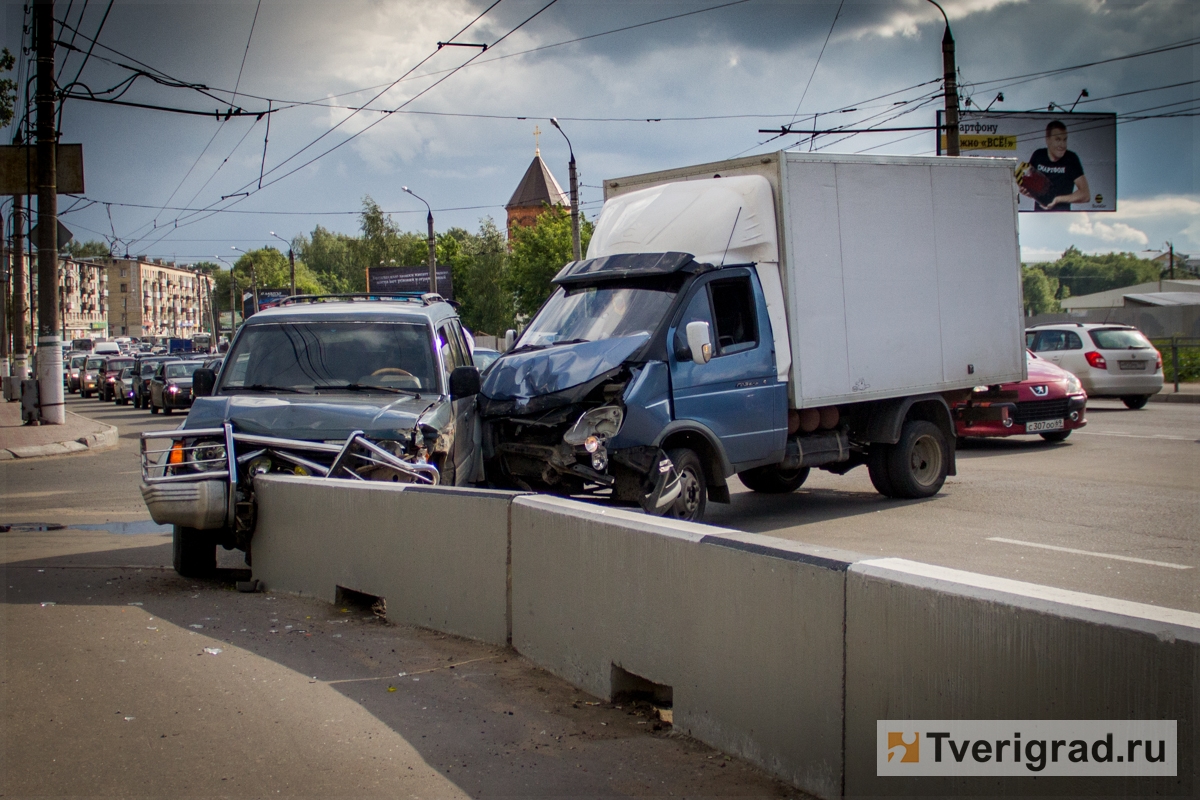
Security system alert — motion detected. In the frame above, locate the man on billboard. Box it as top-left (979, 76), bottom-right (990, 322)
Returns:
top-left (1019, 120), bottom-right (1091, 211)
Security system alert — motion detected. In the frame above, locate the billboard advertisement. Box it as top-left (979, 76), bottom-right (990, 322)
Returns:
top-left (366, 265), bottom-right (453, 299)
top-left (242, 288), bottom-right (292, 319)
top-left (937, 110), bottom-right (1117, 212)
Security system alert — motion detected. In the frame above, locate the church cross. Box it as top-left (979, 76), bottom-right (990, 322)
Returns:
top-left (533, 125), bottom-right (541, 156)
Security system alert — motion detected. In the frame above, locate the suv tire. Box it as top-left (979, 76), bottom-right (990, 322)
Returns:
top-left (738, 464), bottom-right (810, 494)
top-left (173, 525), bottom-right (216, 577)
top-left (1121, 395), bottom-right (1150, 410)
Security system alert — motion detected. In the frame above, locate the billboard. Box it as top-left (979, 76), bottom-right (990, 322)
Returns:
top-left (937, 111), bottom-right (1117, 212)
top-left (242, 288), bottom-right (292, 319)
top-left (366, 265), bottom-right (453, 299)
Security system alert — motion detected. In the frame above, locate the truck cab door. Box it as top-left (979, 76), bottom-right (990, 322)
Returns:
top-left (668, 269), bottom-right (787, 470)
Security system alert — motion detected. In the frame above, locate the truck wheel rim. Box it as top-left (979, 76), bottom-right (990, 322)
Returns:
top-left (909, 434), bottom-right (942, 487)
top-left (677, 467), bottom-right (702, 516)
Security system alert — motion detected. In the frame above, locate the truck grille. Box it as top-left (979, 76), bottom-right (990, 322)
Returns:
top-left (1013, 398), bottom-right (1069, 424)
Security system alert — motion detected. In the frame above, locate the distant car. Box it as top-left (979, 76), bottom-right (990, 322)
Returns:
top-left (1026, 323), bottom-right (1162, 409)
top-left (99, 357), bottom-right (136, 402)
top-left (954, 351), bottom-right (1087, 442)
top-left (93, 341), bottom-right (121, 356)
top-left (113, 366), bottom-right (137, 405)
top-left (471, 347), bottom-right (501, 373)
top-left (149, 360), bottom-right (203, 415)
top-left (133, 356), bottom-right (180, 409)
top-left (66, 353), bottom-right (88, 393)
top-left (80, 355), bottom-right (106, 398)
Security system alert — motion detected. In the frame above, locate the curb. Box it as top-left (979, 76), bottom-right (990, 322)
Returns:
top-left (1149, 391), bottom-right (1200, 404)
top-left (1, 414), bottom-right (119, 460)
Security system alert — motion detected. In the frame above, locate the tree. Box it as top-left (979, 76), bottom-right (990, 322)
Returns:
top-left (455, 218), bottom-right (514, 335)
top-left (506, 205), bottom-right (593, 318)
top-left (0, 48), bottom-right (15, 130)
top-left (294, 225), bottom-right (363, 292)
top-left (189, 261), bottom-right (222, 276)
top-left (232, 247), bottom-right (324, 294)
top-left (1021, 265), bottom-right (1061, 315)
top-left (63, 239), bottom-right (111, 258)
top-left (1038, 246), bottom-right (1160, 298)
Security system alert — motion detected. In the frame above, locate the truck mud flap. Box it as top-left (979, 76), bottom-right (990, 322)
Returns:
top-left (640, 452), bottom-right (681, 514)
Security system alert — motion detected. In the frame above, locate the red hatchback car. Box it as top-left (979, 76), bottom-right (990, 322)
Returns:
top-left (954, 351), bottom-right (1088, 442)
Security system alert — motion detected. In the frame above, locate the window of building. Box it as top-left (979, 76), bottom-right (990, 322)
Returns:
top-left (120, 268), bottom-right (127, 277)
top-left (120, 283), bottom-right (127, 292)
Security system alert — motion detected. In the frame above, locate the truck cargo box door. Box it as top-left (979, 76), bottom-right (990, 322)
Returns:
top-left (669, 272), bottom-right (786, 469)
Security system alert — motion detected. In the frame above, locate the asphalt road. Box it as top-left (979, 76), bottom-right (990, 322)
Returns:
top-left (2, 393), bottom-right (803, 798)
top-left (707, 397), bottom-right (1199, 614)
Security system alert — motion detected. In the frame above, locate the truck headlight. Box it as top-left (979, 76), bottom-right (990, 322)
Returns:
top-left (563, 405), bottom-right (624, 447)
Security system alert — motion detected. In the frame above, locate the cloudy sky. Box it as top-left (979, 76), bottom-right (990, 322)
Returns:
top-left (2, 0), bottom-right (1196, 265)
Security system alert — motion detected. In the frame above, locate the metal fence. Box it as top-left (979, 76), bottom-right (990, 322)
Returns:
top-left (1151, 337), bottom-right (1200, 391)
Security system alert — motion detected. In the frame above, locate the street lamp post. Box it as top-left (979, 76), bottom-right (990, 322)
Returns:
top-left (215, 255), bottom-right (238, 337)
top-left (550, 118), bottom-right (581, 261)
top-left (927, 0), bottom-right (960, 156)
top-left (231, 247), bottom-right (258, 313)
top-left (269, 231), bottom-right (295, 296)
top-left (402, 187), bottom-right (437, 295)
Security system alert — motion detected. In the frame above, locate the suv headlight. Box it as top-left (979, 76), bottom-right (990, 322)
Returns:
top-left (188, 440), bottom-right (227, 471)
top-left (563, 405), bottom-right (624, 448)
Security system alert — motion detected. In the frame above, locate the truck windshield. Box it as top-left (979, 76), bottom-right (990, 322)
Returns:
top-left (520, 285), bottom-right (675, 347)
top-left (219, 321), bottom-right (438, 393)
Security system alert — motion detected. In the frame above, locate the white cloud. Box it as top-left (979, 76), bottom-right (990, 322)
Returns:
top-left (1068, 214), bottom-right (1150, 245)
top-left (845, 0), bottom-right (1029, 40)
top-left (1108, 195), bottom-right (1200, 220)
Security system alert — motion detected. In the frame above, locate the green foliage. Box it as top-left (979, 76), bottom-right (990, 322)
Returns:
top-left (232, 247), bottom-right (325, 294)
top-left (1034, 246), bottom-right (1161, 298)
top-left (294, 225), bottom-right (363, 292)
top-left (1151, 340), bottom-right (1200, 383)
top-left (455, 218), bottom-right (514, 335)
top-left (189, 261), bottom-right (222, 276)
top-left (0, 48), bottom-right (15, 130)
top-left (63, 239), bottom-right (111, 258)
top-left (1021, 265), bottom-right (1062, 315)
top-left (506, 205), bottom-right (593, 318)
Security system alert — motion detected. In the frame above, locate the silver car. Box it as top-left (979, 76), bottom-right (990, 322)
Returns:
top-left (1026, 323), bottom-right (1163, 409)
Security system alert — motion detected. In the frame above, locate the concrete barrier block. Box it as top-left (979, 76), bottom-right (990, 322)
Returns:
top-left (253, 476), bottom-right (520, 645)
top-left (510, 495), bottom-right (853, 798)
top-left (845, 558), bottom-right (1199, 797)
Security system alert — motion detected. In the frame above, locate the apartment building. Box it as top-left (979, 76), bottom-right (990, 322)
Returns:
top-left (104, 257), bottom-right (214, 338)
top-left (60, 258), bottom-right (110, 340)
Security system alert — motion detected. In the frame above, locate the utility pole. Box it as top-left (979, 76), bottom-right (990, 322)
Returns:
top-left (550, 118), bottom-right (581, 261)
top-left (270, 231), bottom-right (296, 296)
top-left (927, 0), bottom-right (959, 156)
top-left (1168, 242), bottom-right (1175, 280)
top-left (12, 186), bottom-right (27, 378)
top-left (35, 0), bottom-right (64, 423)
top-left (1, 211), bottom-right (8, 375)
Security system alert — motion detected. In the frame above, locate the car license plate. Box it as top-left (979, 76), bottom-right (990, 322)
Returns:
top-left (1118, 360), bottom-right (1146, 370)
top-left (1026, 419), bottom-right (1064, 432)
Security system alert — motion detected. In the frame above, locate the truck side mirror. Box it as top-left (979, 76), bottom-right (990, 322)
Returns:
top-left (685, 321), bottom-right (713, 365)
top-left (504, 329), bottom-right (516, 352)
top-left (449, 365), bottom-right (481, 400)
top-left (192, 368), bottom-right (217, 397)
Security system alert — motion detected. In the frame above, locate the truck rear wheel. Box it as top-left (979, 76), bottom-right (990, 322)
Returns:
top-left (173, 525), bottom-right (216, 577)
top-left (738, 464), bottom-right (810, 494)
top-left (666, 447), bottom-right (707, 522)
top-left (881, 420), bottom-right (947, 499)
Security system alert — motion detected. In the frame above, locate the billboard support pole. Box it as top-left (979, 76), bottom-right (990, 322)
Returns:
top-left (927, 0), bottom-right (959, 156)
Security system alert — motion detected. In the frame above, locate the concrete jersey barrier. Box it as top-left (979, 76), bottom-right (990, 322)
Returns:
top-left (250, 477), bottom-right (1198, 797)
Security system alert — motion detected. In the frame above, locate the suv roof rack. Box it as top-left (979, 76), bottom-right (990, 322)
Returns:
top-left (279, 292), bottom-right (446, 306)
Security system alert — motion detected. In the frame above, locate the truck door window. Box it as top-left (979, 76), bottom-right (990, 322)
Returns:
top-left (709, 276), bottom-right (758, 355)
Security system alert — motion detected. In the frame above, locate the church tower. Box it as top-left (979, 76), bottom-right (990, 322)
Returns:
top-left (506, 126), bottom-right (570, 231)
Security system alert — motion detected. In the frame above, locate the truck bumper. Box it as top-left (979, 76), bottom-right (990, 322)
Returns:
top-left (140, 479), bottom-right (228, 530)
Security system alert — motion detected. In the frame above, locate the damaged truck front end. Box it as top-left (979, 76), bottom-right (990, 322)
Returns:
top-left (480, 253), bottom-right (710, 516)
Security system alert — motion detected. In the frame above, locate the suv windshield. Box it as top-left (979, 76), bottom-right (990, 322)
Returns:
top-left (219, 321), bottom-right (438, 392)
top-left (1090, 328), bottom-right (1152, 349)
top-left (166, 363), bottom-right (200, 379)
top-left (86, 357), bottom-right (104, 370)
top-left (520, 285), bottom-right (675, 347)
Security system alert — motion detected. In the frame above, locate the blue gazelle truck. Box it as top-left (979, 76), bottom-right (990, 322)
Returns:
top-left (479, 151), bottom-right (1026, 520)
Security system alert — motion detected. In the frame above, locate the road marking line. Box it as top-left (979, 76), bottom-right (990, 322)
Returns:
top-left (1074, 431), bottom-right (1197, 441)
top-left (987, 537), bottom-right (1193, 570)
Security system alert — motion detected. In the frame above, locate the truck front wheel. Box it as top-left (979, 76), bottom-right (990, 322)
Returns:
top-left (666, 447), bottom-right (707, 521)
top-left (877, 420), bottom-right (947, 499)
top-left (173, 525), bottom-right (216, 577)
top-left (738, 464), bottom-right (810, 494)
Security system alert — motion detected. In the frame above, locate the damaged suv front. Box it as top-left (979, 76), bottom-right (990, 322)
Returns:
top-left (480, 253), bottom-right (710, 515)
top-left (141, 295), bottom-right (482, 576)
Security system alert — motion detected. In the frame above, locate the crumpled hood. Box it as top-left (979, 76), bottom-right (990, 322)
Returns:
top-left (183, 393), bottom-right (439, 441)
top-left (480, 334), bottom-right (649, 402)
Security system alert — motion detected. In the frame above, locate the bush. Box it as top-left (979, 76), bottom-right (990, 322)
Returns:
top-left (1151, 340), bottom-right (1200, 382)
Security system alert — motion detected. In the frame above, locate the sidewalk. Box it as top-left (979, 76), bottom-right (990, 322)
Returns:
top-left (0, 398), bottom-right (118, 459)
top-left (1151, 381), bottom-right (1200, 403)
